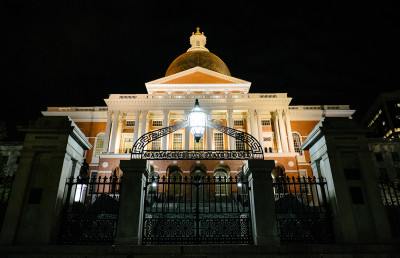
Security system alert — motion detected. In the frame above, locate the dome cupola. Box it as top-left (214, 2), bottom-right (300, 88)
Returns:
top-left (165, 28), bottom-right (231, 77)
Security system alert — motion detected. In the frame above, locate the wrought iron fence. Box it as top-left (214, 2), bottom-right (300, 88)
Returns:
top-left (58, 175), bottom-right (122, 245)
top-left (272, 176), bottom-right (333, 244)
top-left (0, 174), bottom-right (15, 230)
top-left (142, 175), bottom-right (253, 245)
top-left (378, 177), bottom-right (400, 237)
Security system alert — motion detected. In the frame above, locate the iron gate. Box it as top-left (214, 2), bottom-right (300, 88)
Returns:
top-left (142, 175), bottom-right (253, 245)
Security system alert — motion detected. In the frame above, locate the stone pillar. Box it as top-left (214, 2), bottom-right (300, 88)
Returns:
top-left (278, 110), bottom-right (289, 152)
top-left (162, 110), bottom-right (169, 150)
top-left (206, 110), bottom-right (212, 150)
top-left (132, 110), bottom-right (141, 144)
top-left (227, 109), bottom-right (234, 150)
top-left (0, 116), bottom-right (91, 245)
top-left (256, 110), bottom-right (263, 146)
top-left (284, 110), bottom-right (295, 153)
top-left (115, 160), bottom-right (147, 245)
top-left (303, 118), bottom-right (392, 244)
top-left (247, 160), bottom-right (279, 245)
top-left (114, 113), bottom-right (124, 153)
top-left (273, 112), bottom-right (282, 153)
top-left (109, 111), bottom-right (119, 153)
top-left (102, 111), bottom-right (112, 153)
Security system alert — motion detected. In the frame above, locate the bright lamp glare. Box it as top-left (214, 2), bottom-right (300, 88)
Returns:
top-left (237, 182), bottom-right (243, 187)
top-left (189, 99), bottom-right (206, 142)
top-left (151, 181), bottom-right (157, 187)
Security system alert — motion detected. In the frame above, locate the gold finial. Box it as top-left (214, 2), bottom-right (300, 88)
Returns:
top-left (195, 27), bottom-right (201, 35)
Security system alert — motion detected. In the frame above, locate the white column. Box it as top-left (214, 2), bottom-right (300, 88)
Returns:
top-left (114, 113), bottom-right (124, 153)
top-left (227, 109), bottom-right (234, 150)
top-left (206, 110), bottom-right (212, 150)
top-left (132, 110), bottom-right (140, 144)
top-left (102, 111), bottom-right (112, 153)
top-left (274, 112), bottom-right (282, 153)
top-left (249, 110), bottom-right (259, 140)
top-left (162, 110), bottom-right (169, 150)
top-left (256, 110), bottom-right (263, 145)
top-left (109, 111), bottom-right (119, 153)
top-left (284, 110), bottom-right (295, 153)
top-left (278, 110), bottom-right (289, 152)
top-left (185, 128), bottom-right (190, 150)
top-left (140, 110), bottom-right (148, 137)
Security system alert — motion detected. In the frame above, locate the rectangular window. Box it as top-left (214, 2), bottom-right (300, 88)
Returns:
top-left (151, 137), bottom-right (161, 150)
top-left (172, 133), bottom-right (183, 150)
top-left (235, 137), bottom-right (245, 150)
top-left (94, 134), bottom-right (104, 156)
top-left (122, 133), bottom-right (133, 153)
top-left (214, 132), bottom-right (224, 150)
top-left (126, 120), bottom-right (135, 127)
top-left (193, 137), bottom-right (204, 150)
top-left (263, 137), bottom-right (271, 141)
top-left (152, 120), bottom-right (163, 127)
top-left (261, 120), bottom-right (271, 126)
top-left (344, 168), bottom-right (361, 180)
top-left (234, 120), bottom-right (244, 126)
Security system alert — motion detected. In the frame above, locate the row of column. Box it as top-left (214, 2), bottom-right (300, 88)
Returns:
top-left (247, 109), bottom-right (295, 153)
top-left (102, 109), bottom-right (295, 154)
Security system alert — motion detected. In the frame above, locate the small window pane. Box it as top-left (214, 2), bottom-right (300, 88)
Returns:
top-left (234, 120), bottom-right (244, 126)
top-left (126, 120), bottom-right (135, 127)
top-left (152, 120), bottom-right (163, 127)
top-left (391, 152), bottom-right (399, 161)
top-left (261, 120), bottom-right (271, 126)
top-left (151, 138), bottom-right (161, 150)
top-left (375, 153), bottom-right (384, 161)
top-left (172, 133), bottom-right (183, 150)
top-left (214, 133), bottom-right (224, 150)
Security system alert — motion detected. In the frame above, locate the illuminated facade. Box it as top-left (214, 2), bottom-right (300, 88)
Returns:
top-left (42, 28), bottom-right (355, 179)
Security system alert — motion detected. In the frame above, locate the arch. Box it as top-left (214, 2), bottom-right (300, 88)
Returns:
top-left (292, 132), bottom-right (303, 155)
top-left (92, 132), bottom-right (105, 158)
top-left (271, 165), bottom-right (285, 179)
top-left (190, 163), bottom-right (207, 177)
top-left (166, 164), bottom-right (182, 177)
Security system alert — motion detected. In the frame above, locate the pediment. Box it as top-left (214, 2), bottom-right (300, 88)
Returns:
top-left (146, 67), bottom-right (250, 85)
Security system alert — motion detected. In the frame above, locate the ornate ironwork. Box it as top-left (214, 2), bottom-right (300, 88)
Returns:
top-left (131, 121), bottom-right (189, 159)
top-left (142, 176), bottom-right (253, 245)
top-left (272, 176), bottom-right (333, 244)
top-left (207, 121), bottom-right (264, 159)
top-left (141, 150), bottom-right (253, 160)
top-left (58, 176), bottom-right (122, 245)
top-left (131, 118), bottom-right (264, 160)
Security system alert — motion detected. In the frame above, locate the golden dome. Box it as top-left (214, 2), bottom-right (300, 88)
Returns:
top-left (165, 50), bottom-right (231, 77)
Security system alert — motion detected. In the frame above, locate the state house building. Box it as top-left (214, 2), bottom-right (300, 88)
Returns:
top-left (43, 28), bottom-right (354, 179)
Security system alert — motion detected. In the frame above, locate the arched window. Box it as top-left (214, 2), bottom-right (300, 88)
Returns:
top-left (93, 133), bottom-right (105, 157)
top-left (292, 132), bottom-right (302, 154)
top-left (214, 171), bottom-right (228, 195)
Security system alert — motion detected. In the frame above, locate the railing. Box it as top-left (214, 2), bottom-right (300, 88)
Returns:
top-left (378, 177), bottom-right (400, 237)
top-left (142, 175), bottom-right (253, 245)
top-left (272, 176), bottom-right (333, 244)
top-left (58, 176), bottom-right (122, 245)
top-left (0, 174), bottom-right (15, 230)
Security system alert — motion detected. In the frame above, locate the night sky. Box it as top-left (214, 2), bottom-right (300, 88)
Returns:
top-left (2, 2), bottom-right (399, 140)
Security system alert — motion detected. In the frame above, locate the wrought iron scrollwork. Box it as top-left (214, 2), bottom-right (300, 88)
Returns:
top-left (131, 121), bottom-right (189, 159)
top-left (131, 118), bottom-right (264, 160)
top-left (207, 121), bottom-right (264, 159)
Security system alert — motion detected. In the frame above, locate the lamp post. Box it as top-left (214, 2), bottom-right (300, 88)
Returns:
top-left (189, 99), bottom-right (207, 142)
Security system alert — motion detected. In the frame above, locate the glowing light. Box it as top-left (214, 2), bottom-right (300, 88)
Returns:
top-left (189, 99), bottom-right (207, 142)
